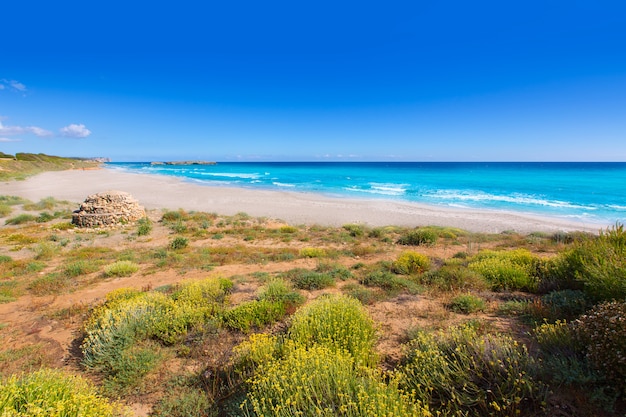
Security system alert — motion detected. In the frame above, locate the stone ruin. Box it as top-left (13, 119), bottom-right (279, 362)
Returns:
top-left (72, 190), bottom-right (146, 228)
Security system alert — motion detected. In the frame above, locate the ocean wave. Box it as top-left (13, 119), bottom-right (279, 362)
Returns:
top-left (197, 172), bottom-right (260, 179)
top-left (425, 190), bottom-right (598, 210)
top-left (272, 182), bottom-right (296, 188)
top-left (345, 182), bottom-right (408, 196)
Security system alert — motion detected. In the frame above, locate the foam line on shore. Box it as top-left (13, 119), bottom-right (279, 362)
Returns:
top-left (0, 168), bottom-right (606, 234)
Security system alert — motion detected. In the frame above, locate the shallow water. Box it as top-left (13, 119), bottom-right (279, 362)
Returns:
top-left (108, 162), bottom-right (626, 226)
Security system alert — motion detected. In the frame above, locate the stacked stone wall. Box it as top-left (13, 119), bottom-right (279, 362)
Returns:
top-left (72, 191), bottom-right (145, 228)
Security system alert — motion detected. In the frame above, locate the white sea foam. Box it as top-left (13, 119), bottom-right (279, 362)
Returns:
top-left (198, 172), bottom-right (260, 179)
top-left (366, 183), bottom-right (409, 196)
top-left (273, 182), bottom-right (296, 188)
top-left (426, 190), bottom-right (597, 210)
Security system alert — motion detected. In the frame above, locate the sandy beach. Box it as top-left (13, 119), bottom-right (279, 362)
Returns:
top-left (0, 168), bottom-right (606, 234)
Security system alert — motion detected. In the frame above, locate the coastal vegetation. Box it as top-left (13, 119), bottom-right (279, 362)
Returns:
top-left (0, 153), bottom-right (101, 181)
top-left (0, 194), bottom-right (625, 416)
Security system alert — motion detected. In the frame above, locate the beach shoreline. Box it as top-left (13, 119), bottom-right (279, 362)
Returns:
top-left (0, 168), bottom-right (607, 234)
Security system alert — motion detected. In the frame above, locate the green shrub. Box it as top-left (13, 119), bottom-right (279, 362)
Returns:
top-left (102, 340), bottom-right (163, 395)
top-left (281, 268), bottom-right (335, 290)
top-left (0, 280), bottom-right (18, 303)
top-left (279, 225), bottom-right (298, 234)
top-left (0, 195), bottom-right (28, 205)
top-left (468, 249), bottom-right (540, 292)
top-left (36, 212), bottom-right (55, 223)
top-left (540, 289), bottom-right (588, 321)
top-left (23, 197), bottom-right (60, 211)
top-left (0, 204), bottom-right (12, 217)
top-left (361, 268), bottom-right (421, 295)
top-left (33, 242), bottom-right (59, 260)
top-left (64, 260), bottom-right (99, 277)
top-left (28, 273), bottom-right (71, 295)
top-left (397, 228), bottom-right (438, 246)
top-left (151, 386), bottom-right (215, 417)
top-left (532, 320), bottom-right (580, 357)
top-left (398, 324), bottom-right (546, 416)
top-left (258, 278), bottom-right (304, 310)
top-left (393, 251), bottom-right (430, 275)
top-left (299, 247), bottom-right (326, 258)
top-left (5, 213), bottom-right (37, 225)
top-left (343, 223), bottom-right (364, 237)
top-left (0, 368), bottom-right (129, 417)
top-left (421, 264), bottom-right (489, 292)
top-left (162, 210), bottom-right (185, 222)
top-left (288, 294), bottom-right (377, 366)
top-left (447, 293), bottom-right (486, 314)
top-left (170, 236), bottom-right (189, 250)
top-left (137, 217), bottom-right (152, 236)
top-left (82, 278), bottom-right (230, 376)
top-left (223, 299), bottom-right (286, 333)
top-left (51, 222), bottom-right (74, 231)
top-left (555, 223), bottom-right (626, 302)
top-left (575, 301), bottom-right (626, 395)
top-left (103, 260), bottom-right (139, 277)
top-left (532, 321), bottom-right (610, 407)
top-left (343, 283), bottom-right (380, 305)
top-left (315, 262), bottom-right (353, 280)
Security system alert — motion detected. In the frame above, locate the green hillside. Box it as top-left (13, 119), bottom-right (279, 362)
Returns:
top-left (0, 153), bottom-right (102, 181)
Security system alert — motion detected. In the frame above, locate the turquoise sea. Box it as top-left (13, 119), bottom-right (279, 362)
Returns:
top-left (108, 162), bottom-right (626, 227)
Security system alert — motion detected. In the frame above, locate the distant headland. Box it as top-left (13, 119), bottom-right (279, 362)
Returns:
top-left (150, 161), bottom-right (217, 166)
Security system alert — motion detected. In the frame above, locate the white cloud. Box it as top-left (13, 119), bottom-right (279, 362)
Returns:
top-left (0, 121), bottom-right (52, 137)
top-left (60, 123), bottom-right (91, 138)
top-left (1, 79), bottom-right (27, 92)
top-left (0, 137), bottom-right (21, 142)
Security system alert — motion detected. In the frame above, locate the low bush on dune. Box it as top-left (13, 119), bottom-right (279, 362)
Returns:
top-left (575, 301), bottom-right (626, 396)
top-left (288, 294), bottom-right (378, 366)
top-left (236, 294), bottom-right (430, 417)
top-left (136, 217), bottom-right (153, 236)
top-left (549, 223), bottom-right (626, 302)
top-left (397, 323), bottom-right (546, 416)
top-left (447, 293), bottom-right (486, 314)
top-left (299, 247), bottom-right (327, 258)
top-left (280, 267), bottom-right (335, 290)
top-left (392, 250), bottom-right (430, 275)
top-left (5, 214), bottom-right (37, 225)
top-left (82, 278), bottom-right (232, 390)
top-left (0, 368), bottom-right (130, 417)
top-left (223, 299), bottom-right (286, 333)
top-left (244, 343), bottom-right (429, 417)
top-left (468, 249), bottom-right (541, 292)
top-left (103, 260), bottom-right (139, 277)
top-left (420, 262), bottom-right (489, 292)
top-left (397, 228), bottom-right (438, 246)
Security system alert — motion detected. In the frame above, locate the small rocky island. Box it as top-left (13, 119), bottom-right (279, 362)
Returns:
top-left (150, 161), bottom-right (217, 165)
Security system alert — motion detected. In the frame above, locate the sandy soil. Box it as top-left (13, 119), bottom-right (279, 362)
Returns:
top-left (0, 168), bottom-right (605, 234)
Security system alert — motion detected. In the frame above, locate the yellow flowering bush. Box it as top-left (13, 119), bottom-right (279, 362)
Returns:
top-left (288, 294), bottom-right (377, 367)
top-left (82, 278), bottom-right (232, 387)
top-left (0, 368), bottom-right (130, 417)
top-left (393, 251), bottom-right (430, 275)
top-left (244, 344), bottom-right (429, 417)
top-left (398, 324), bottom-right (546, 416)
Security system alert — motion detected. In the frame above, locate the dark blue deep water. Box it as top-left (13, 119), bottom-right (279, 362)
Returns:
top-left (107, 162), bottom-right (626, 226)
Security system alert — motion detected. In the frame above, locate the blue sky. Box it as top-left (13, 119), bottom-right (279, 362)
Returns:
top-left (1, 0), bottom-right (625, 161)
